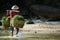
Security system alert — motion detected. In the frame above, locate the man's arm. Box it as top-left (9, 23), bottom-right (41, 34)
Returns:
top-left (6, 11), bottom-right (10, 16)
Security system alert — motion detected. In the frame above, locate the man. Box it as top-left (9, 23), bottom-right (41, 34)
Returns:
top-left (7, 10), bottom-right (16, 36)
top-left (6, 5), bottom-right (20, 36)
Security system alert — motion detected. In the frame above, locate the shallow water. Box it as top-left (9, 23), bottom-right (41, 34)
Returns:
top-left (0, 33), bottom-right (60, 40)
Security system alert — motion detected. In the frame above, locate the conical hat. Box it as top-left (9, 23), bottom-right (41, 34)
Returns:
top-left (11, 5), bottom-right (19, 10)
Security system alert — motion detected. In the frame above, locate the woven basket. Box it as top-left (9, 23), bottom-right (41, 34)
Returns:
top-left (12, 20), bottom-right (24, 28)
top-left (2, 21), bottom-right (10, 28)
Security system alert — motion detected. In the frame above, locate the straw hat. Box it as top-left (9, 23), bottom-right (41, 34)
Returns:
top-left (11, 5), bottom-right (19, 10)
top-left (11, 5), bottom-right (20, 12)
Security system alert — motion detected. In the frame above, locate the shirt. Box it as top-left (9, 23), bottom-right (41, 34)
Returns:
top-left (7, 11), bottom-right (17, 19)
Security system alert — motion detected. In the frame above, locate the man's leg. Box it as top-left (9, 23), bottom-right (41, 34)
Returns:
top-left (16, 28), bottom-right (19, 35)
top-left (10, 25), bottom-right (14, 36)
top-left (12, 27), bottom-right (14, 36)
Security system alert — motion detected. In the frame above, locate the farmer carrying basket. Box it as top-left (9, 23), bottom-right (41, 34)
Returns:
top-left (6, 5), bottom-right (20, 36)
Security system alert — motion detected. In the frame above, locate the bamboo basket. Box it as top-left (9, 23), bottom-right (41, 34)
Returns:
top-left (12, 20), bottom-right (24, 28)
top-left (2, 21), bottom-right (10, 28)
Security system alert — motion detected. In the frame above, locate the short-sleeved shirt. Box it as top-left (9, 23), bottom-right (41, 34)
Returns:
top-left (7, 11), bottom-right (17, 25)
top-left (7, 11), bottom-right (17, 19)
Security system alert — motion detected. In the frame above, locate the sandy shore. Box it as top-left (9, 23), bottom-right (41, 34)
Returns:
top-left (23, 23), bottom-right (60, 30)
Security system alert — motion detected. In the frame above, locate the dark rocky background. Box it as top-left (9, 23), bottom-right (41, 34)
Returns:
top-left (0, 0), bottom-right (60, 20)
